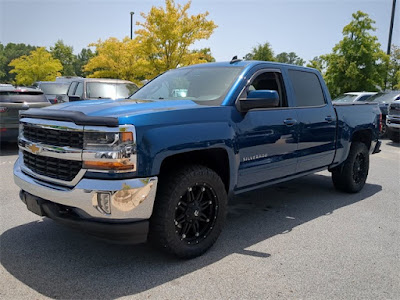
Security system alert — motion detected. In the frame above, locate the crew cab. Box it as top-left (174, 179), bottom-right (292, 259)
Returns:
top-left (14, 61), bottom-right (381, 258)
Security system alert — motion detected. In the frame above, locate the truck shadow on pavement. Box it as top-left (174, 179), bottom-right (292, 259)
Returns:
top-left (1, 173), bottom-right (382, 299)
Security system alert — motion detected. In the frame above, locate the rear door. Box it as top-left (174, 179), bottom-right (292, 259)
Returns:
top-left (236, 68), bottom-right (299, 189)
top-left (288, 69), bottom-right (337, 172)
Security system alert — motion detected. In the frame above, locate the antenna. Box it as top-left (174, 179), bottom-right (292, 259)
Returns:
top-left (230, 56), bottom-right (242, 64)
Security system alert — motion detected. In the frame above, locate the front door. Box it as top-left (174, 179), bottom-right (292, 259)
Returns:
top-left (236, 70), bottom-right (299, 189)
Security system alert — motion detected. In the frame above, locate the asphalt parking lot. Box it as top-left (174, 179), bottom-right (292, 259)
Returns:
top-left (0, 140), bottom-right (399, 299)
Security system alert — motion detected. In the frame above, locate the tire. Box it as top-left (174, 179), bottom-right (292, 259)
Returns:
top-left (332, 142), bottom-right (369, 193)
top-left (149, 165), bottom-right (227, 258)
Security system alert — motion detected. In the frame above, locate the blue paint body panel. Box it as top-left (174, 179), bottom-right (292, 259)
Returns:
top-left (41, 61), bottom-right (381, 195)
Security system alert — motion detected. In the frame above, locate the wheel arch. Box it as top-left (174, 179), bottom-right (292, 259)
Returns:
top-left (158, 148), bottom-right (232, 194)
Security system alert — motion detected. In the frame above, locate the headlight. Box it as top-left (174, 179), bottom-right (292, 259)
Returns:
top-left (82, 126), bottom-right (137, 172)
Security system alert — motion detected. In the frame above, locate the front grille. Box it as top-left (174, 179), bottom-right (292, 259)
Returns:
top-left (23, 124), bottom-right (83, 148)
top-left (389, 104), bottom-right (400, 116)
top-left (23, 151), bottom-right (82, 181)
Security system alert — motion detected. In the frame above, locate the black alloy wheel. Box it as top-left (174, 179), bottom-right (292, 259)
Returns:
top-left (332, 142), bottom-right (369, 193)
top-left (149, 165), bottom-right (227, 258)
top-left (352, 152), bottom-right (367, 184)
top-left (174, 183), bottom-right (218, 245)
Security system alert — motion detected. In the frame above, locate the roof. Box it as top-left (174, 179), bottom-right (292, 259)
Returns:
top-left (344, 92), bottom-right (377, 96)
top-left (69, 78), bottom-right (136, 84)
top-left (179, 60), bottom-right (319, 73)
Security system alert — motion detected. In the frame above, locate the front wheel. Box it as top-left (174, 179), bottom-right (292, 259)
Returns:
top-left (332, 142), bottom-right (369, 193)
top-left (149, 165), bottom-right (227, 258)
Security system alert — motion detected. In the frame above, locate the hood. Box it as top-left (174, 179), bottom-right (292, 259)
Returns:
top-left (45, 98), bottom-right (200, 117)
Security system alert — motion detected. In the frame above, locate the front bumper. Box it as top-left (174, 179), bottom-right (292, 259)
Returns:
top-left (14, 157), bottom-right (158, 222)
top-left (386, 115), bottom-right (400, 130)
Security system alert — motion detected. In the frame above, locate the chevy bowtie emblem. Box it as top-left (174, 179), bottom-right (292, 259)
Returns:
top-left (28, 144), bottom-right (41, 154)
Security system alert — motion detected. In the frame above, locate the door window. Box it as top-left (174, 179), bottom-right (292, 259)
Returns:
top-left (243, 71), bottom-right (287, 107)
top-left (75, 82), bottom-right (84, 97)
top-left (288, 70), bottom-right (326, 107)
top-left (67, 82), bottom-right (78, 96)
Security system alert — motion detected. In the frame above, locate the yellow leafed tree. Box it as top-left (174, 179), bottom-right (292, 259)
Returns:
top-left (8, 47), bottom-right (63, 85)
top-left (83, 37), bottom-right (150, 83)
top-left (135, 0), bottom-right (217, 76)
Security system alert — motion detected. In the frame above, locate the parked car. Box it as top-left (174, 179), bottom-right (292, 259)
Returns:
top-left (55, 76), bottom-right (83, 83)
top-left (332, 92), bottom-right (377, 103)
top-left (386, 100), bottom-right (400, 142)
top-left (0, 87), bottom-right (50, 142)
top-left (364, 91), bottom-right (400, 137)
top-left (14, 61), bottom-right (381, 258)
top-left (35, 81), bottom-right (70, 104)
top-left (64, 78), bottom-right (139, 101)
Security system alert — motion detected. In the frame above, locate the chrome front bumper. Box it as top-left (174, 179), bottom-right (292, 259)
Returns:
top-left (14, 157), bottom-right (158, 221)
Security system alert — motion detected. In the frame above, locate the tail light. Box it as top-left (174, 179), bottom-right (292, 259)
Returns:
top-left (379, 113), bottom-right (382, 132)
top-left (54, 97), bottom-right (58, 104)
top-left (0, 107), bottom-right (8, 113)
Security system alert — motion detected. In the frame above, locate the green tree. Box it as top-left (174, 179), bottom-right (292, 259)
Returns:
top-left (8, 47), bottom-right (63, 85)
top-left (188, 48), bottom-right (215, 63)
top-left (386, 45), bottom-right (400, 89)
top-left (275, 52), bottom-right (305, 66)
top-left (84, 37), bottom-right (149, 83)
top-left (74, 48), bottom-right (96, 77)
top-left (50, 40), bottom-right (76, 76)
top-left (323, 11), bottom-right (389, 98)
top-left (395, 71), bottom-right (400, 89)
top-left (306, 56), bottom-right (326, 73)
top-left (244, 42), bottom-right (274, 61)
top-left (135, 0), bottom-right (217, 76)
top-left (0, 42), bottom-right (37, 83)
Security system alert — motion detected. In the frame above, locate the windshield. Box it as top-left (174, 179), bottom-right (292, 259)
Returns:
top-left (365, 91), bottom-right (400, 103)
top-left (86, 82), bottom-right (139, 99)
top-left (332, 94), bottom-right (357, 103)
top-left (129, 67), bottom-right (243, 105)
top-left (39, 83), bottom-right (69, 95)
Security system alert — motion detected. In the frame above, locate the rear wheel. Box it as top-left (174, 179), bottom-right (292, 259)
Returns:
top-left (332, 142), bottom-right (369, 193)
top-left (149, 165), bottom-right (227, 258)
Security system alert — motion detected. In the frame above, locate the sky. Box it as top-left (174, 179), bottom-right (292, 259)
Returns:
top-left (0, 0), bottom-right (399, 63)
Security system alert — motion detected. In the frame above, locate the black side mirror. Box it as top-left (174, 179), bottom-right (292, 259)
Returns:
top-left (69, 95), bottom-right (82, 102)
top-left (238, 90), bottom-right (279, 112)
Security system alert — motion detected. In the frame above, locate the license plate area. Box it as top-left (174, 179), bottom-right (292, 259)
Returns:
top-left (25, 194), bottom-right (45, 216)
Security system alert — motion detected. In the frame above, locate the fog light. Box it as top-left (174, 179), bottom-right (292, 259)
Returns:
top-left (97, 192), bottom-right (111, 214)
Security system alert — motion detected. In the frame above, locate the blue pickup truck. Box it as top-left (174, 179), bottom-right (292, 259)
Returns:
top-left (14, 60), bottom-right (381, 258)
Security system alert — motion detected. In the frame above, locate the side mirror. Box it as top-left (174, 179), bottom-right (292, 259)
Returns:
top-left (238, 90), bottom-right (279, 112)
top-left (69, 95), bottom-right (82, 102)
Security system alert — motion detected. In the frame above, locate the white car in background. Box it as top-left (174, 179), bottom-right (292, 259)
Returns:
top-left (333, 92), bottom-right (377, 103)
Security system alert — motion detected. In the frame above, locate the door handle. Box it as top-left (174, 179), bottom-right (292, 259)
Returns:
top-left (325, 116), bottom-right (334, 123)
top-left (283, 119), bottom-right (297, 126)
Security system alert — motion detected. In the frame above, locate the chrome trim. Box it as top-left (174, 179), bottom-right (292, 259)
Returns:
top-left (20, 118), bottom-right (84, 131)
top-left (18, 137), bottom-right (82, 161)
top-left (19, 152), bottom-right (87, 187)
top-left (14, 157), bottom-right (157, 220)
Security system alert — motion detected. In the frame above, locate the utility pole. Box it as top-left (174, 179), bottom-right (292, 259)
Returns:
top-left (130, 12), bottom-right (135, 39)
top-left (387, 0), bottom-right (397, 55)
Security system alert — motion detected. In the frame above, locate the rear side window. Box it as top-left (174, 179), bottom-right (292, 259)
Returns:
top-left (0, 91), bottom-right (48, 103)
top-left (289, 70), bottom-right (326, 107)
